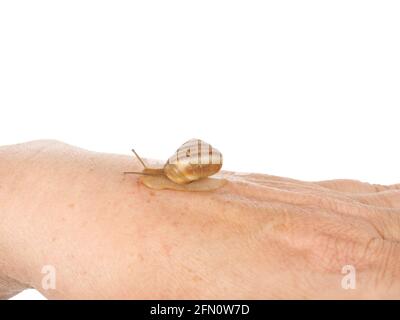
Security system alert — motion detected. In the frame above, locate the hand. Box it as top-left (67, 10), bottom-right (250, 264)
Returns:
top-left (0, 140), bottom-right (398, 299)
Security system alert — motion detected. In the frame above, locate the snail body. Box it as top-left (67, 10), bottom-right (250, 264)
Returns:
top-left (125, 139), bottom-right (226, 191)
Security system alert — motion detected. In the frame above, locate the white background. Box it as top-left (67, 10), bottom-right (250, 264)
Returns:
top-left (1, 1), bottom-right (399, 300)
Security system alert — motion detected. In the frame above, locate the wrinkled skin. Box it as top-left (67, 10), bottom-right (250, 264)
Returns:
top-left (0, 140), bottom-right (399, 299)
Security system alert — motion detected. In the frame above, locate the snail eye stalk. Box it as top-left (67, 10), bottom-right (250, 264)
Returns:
top-left (123, 149), bottom-right (161, 176)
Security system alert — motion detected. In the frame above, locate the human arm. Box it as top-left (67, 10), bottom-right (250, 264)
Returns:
top-left (0, 140), bottom-right (399, 299)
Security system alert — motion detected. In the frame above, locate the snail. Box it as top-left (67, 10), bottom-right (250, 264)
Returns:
top-left (124, 139), bottom-right (227, 191)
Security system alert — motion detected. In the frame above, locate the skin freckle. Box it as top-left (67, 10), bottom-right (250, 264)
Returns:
top-left (181, 266), bottom-right (203, 282)
top-left (172, 221), bottom-right (180, 227)
top-left (272, 222), bottom-right (290, 233)
top-left (81, 270), bottom-right (88, 276)
top-left (162, 243), bottom-right (173, 257)
top-left (68, 203), bottom-right (75, 209)
top-left (192, 275), bottom-right (203, 282)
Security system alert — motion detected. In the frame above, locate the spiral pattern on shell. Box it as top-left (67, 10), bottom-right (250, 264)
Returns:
top-left (163, 139), bottom-right (223, 184)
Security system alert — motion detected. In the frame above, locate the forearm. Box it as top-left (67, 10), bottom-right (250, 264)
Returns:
top-left (0, 142), bottom-right (36, 298)
top-left (0, 140), bottom-right (154, 298)
top-left (0, 140), bottom-right (235, 299)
